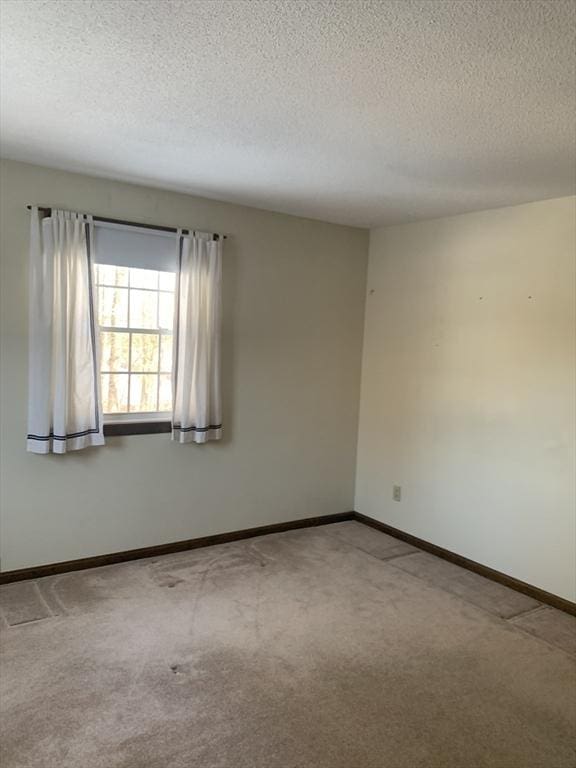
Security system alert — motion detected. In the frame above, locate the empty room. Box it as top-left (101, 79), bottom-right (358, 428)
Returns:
top-left (0, 1), bottom-right (574, 766)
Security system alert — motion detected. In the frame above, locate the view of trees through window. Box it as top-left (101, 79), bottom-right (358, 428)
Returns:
top-left (95, 265), bottom-right (176, 415)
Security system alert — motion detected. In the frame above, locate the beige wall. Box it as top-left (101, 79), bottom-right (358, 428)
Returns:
top-left (0, 159), bottom-right (368, 571)
top-left (356, 197), bottom-right (576, 601)
top-left (2, 160), bottom-right (573, 601)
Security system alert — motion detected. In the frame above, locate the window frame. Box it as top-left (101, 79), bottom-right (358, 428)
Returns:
top-left (103, 419), bottom-right (171, 437)
top-left (95, 264), bottom-right (176, 436)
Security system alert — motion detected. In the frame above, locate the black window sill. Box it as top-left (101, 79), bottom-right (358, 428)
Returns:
top-left (104, 421), bottom-right (171, 437)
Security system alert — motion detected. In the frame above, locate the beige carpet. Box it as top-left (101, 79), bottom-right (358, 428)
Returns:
top-left (1, 521), bottom-right (575, 768)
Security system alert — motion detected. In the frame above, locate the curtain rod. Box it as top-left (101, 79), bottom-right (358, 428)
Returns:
top-left (26, 205), bottom-right (226, 241)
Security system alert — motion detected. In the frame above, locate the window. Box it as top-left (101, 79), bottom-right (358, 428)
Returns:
top-left (95, 264), bottom-right (176, 422)
top-left (27, 209), bottom-right (222, 449)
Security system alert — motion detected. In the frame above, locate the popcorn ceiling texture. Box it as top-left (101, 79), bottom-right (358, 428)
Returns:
top-left (1, 0), bottom-right (575, 226)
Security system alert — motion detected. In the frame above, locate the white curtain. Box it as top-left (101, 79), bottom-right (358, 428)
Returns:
top-left (172, 232), bottom-right (222, 444)
top-left (27, 208), bottom-right (105, 454)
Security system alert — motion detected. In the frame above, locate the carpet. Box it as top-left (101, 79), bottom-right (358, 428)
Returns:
top-left (1, 521), bottom-right (575, 768)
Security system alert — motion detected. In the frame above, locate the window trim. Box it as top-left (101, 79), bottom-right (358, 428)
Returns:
top-left (104, 411), bottom-right (170, 423)
top-left (95, 263), bottom-right (176, 425)
top-left (103, 420), bottom-right (171, 437)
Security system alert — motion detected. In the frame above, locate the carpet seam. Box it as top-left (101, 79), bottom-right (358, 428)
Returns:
top-left (504, 620), bottom-right (576, 659)
top-left (507, 604), bottom-right (549, 622)
top-left (321, 527), bottom-right (419, 564)
top-left (33, 580), bottom-right (56, 619)
top-left (382, 557), bottom-right (543, 626)
top-left (323, 530), bottom-right (547, 628)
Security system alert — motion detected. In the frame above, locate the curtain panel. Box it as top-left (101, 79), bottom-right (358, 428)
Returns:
top-left (172, 232), bottom-right (222, 444)
top-left (27, 207), bottom-right (105, 454)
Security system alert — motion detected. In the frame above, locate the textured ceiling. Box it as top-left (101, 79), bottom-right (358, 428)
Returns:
top-left (1, 0), bottom-right (575, 227)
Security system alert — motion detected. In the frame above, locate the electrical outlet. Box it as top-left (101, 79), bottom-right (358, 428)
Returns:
top-left (393, 485), bottom-right (402, 502)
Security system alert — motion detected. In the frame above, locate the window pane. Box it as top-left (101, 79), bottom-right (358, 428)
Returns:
top-left (98, 266), bottom-right (177, 420)
top-left (100, 331), bottom-right (129, 372)
top-left (130, 268), bottom-right (158, 290)
top-left (131, 333), bottom-right (159, 372)
top-left (130, 289), bottom-right (158, 329)
top-left (159, 292), bottom-right (174, 330)
top-left (160, 334), bottom-right (173, 372)
top-left (101, 373), bottom-right (128, 413)
top-left (129, 374), bottom-right (158, 412)
top-left (159, 374), bottom-right (173, 412)
top-left (159, 271), bottom-right (176, 291)
top-left (96, 264), bottom-right (128, 287)
top-left (98, 287), bottom-right (128, 327)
